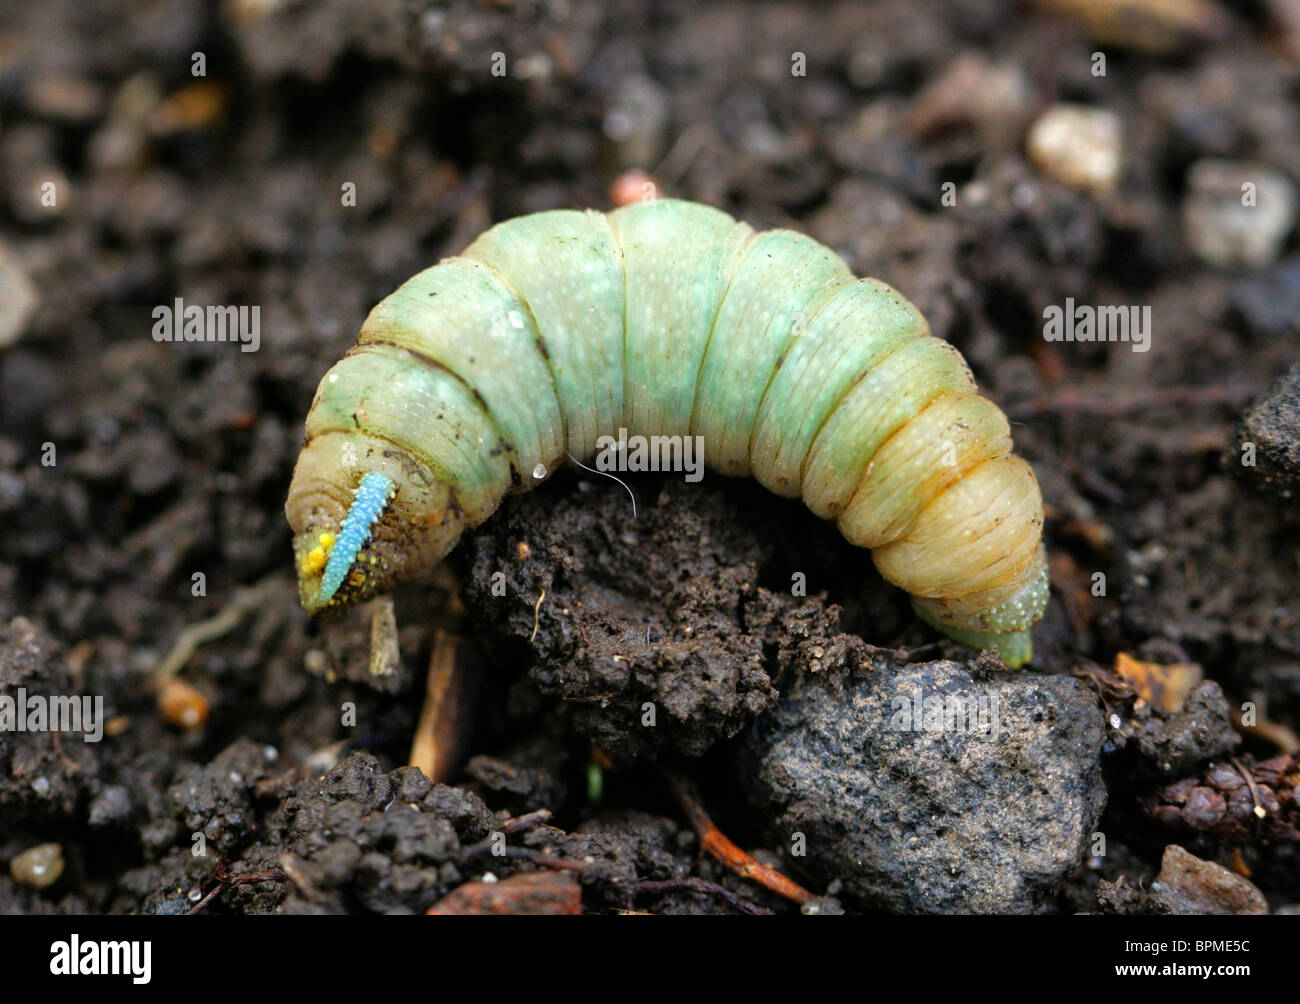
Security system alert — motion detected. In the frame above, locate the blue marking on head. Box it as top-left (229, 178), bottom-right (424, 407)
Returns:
top-left (318, 472), bottom-right (395, 606)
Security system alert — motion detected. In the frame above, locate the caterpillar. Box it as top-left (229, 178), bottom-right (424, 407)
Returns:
top-left (285, 199), bottom-right (1048, 666)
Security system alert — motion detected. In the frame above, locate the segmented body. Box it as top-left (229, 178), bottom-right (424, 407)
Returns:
top-left (286, 199), bottom-right (1048, 665)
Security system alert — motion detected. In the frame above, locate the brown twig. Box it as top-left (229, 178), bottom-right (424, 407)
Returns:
top-left (408, 629), bottom-right (476, 783)
top-left (665, 771), bottom-right (814, 905)
top-left (501, 808), bottom-right (553, 834)
top-left (1008, 382), bottom-right (1258, 420)
top-left (187, 860), bottom-right (288, 915)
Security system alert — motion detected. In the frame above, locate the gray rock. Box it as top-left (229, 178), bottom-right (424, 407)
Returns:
top-left (734, 656), bottom-right (1107, 913)
top-left (1238, 363), bottom-right (1300, 500)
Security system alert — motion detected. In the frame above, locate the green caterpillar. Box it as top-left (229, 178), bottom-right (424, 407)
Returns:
top-left (285, 199), bottom-right (1048, 665)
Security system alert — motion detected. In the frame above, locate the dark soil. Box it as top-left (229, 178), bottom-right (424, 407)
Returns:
top-left (1, 0), bottom-right (1298, 914)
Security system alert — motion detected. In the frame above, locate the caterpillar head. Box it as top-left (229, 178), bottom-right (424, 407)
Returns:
top-left (285, 432), bottom-right (464, 615)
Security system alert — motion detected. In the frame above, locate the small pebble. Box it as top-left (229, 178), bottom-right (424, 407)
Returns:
top-left (1152, 844), bottom-right (1268, 915)
top-left (10, 843), bottom-right (64, 889)
top-left (1183, 159), bottom-right (1297, 270)
top-left (88, 786), bottom-right (133, 827)
top-left (1026, 104), bottom-right (1122, 196)
top-left (157, 677), bottom-right (210, 730)
top-left (0, 245), bottom-right (39, 350)
top-left (609, 169), bottom-right (659, 207)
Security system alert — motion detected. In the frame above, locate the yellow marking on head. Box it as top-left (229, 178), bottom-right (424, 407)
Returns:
top-left (348, 569), bottom-right (366, 586)
top-left (300, 531), bottom-right (341, 578)
top-left (302, 546), bottom-right (328, 575)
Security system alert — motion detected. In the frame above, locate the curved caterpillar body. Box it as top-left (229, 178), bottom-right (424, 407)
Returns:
top-left (286, 199), bottom-right (1048, 665)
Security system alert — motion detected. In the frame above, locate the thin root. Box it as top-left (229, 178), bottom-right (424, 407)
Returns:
top-left (529, 587), bottom-right (547, 644)
top-left (154, 575), bottom-right (281, 681)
